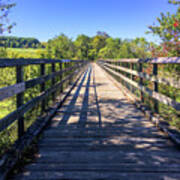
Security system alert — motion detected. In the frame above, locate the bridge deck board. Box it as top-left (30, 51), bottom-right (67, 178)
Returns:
top-left (13, 63), bottom-right (180, 180)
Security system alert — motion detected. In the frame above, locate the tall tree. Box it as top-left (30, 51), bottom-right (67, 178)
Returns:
top-left (90, 32), bottom-right (109, 59)
top-left (47, 34), bottom-right (75, 59)
top-left (130, 38), bottom-right (151, 58)
top-left (98, 38), bottom-right (121, 59)
top-left (74, 34), bottom-right (91, 60)
top-left (147, 0), bottom-right (180, 56)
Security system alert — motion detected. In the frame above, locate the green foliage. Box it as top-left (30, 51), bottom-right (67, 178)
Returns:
top-left (0, 33), bottom-right (152, 60)
top-left (148, 0), bottom-right (180, 41)
top-left (98, 38), bottom-right (121, 59)
top-left (74, 34), bottom-right (91, 60)
top-left (0, 121), bottom-right (18, 156)
top-left (46, 34), bottom-right (75, 59)
top-left (0, 47), bottom-right (7, 57)
top-left (118, 40), bottom-right (133, 58)
top-left (147, 0), bottom-right (180, 56)
top-left (90, 34), bottom-right (107, 59)
top-left (46, 32), bottom-right (151, 60)
top-left (0, 36), bottom-right (44, 48)
top-left (6, 48), bottom-right (46, 59)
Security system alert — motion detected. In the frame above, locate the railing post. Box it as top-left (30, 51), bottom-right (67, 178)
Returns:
top-left (69, 61), bottom-right (73, 85)
top-left (116, 61), bottom-right (118, 73)
top-left (66, 62), bottom-right (69, 86)
top-left (118, 61), bottom-right (121, 83)
top-left (130, 63), bottom-right (134, 93)
top-left (119, 62), bottom-right (122, 84)
top-left (40, 64), bottom-right (45, 113)
top-left (139, 63), bottom-right (144, 103)
top-left (153, 64), bottom-right (159, 114)
top-left (52, 63), bottom-right (55, 102)
top-left (16, 65), bottom-right (24, 139)
top-left (68, 62), bottom-right (71, 85)
top-left (59, 62), bottom-right (63, 93)
top-left (125, 63), bottom-right (128, 89)
top-left (114, 61), bottom-right (116, 72)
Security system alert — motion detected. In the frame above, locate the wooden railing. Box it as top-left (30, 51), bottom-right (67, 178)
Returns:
top-left (98, 58), bottom-right (180, 134)
top-left (0, 59), bottom-right (87, 140)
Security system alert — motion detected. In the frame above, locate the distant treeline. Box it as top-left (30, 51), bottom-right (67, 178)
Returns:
top-left (0, 36), bottom-right (45, 48)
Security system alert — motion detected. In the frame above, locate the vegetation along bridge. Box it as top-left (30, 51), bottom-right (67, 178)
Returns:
top-left (0, 57), bottom-right (180, 180)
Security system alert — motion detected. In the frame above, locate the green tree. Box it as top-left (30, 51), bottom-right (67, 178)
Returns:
top-left (74, 34), bottom-right (91, 60)
top-left (147, 0), bottom-right (180, 56)
top-left (47, 34), bottom-right (75, 59)
top-left (90, 33), bottom-right (108, 59)
top-left (130, 38), bottom-right (151, 58)
top-left (0, 36), bottom-right (42, 48)
top-left (98, 38), bottom-right (121, 59)
top-left (118, 40), bottom-right (133, 58)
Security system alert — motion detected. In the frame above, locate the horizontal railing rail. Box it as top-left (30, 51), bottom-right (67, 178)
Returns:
top-left (0, 63), bottom-right (80, 102)
top-left (0, 58), bottom-right (80, 67)
top-left (102, 57), bottom-right (180, 64)
top-left (104, 63), bottom-right (180, 89)
top-left (0, 59), bottom-right (87, 139)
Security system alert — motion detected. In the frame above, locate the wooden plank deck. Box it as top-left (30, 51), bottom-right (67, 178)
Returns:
top-left (13, 63), bottom-right (180, 180)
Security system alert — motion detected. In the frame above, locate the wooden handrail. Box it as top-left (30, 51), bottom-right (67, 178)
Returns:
top-left (100, 57), bottom-right (180, 64)
top-left (0, 58), bottom-right (84, 67)
top-left (98, 58), bottom-right (180, 113)
top-left (0, 59), bottom-right (87, 139)
top-left (104, 63), bottom-right (180, 89)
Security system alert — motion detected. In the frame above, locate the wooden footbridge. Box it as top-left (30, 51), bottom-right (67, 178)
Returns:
top-left (0, 58), bottom-right (180, 179)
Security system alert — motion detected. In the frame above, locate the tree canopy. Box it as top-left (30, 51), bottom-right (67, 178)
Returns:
top-left (44, 32), bottom-right (152, 60)
top-left (147, 0), bottom-right (180, 56)
top-left (0, 36), bottom-right (44, 48)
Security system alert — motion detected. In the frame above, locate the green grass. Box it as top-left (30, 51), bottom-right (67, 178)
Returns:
top-left (6, 48), bottom-right (46, 59)
top-left (0, 98), bottom-right (15, 119)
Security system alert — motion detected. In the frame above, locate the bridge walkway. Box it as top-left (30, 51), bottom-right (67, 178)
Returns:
top-left (13, 63), bottom-right (180, 180)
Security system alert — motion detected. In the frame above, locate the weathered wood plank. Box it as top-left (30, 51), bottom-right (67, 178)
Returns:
top-left (102, 58), bottom-right (139, 63)
top-left (13, 172), bottom-right (180, 180)
top-left (101, 57), bottom-right (180, 64)
top-left (0, 64), bottom-right (80, 101)
top-left (150, 57), bottom-right (180, 64)
top-left (105, 63), bottom-right (180, 89)
top-left (39, 137), bottom-right (167, 143)
top-left (0, 83), bottom-right (25, 101)
top-left (0, 58), bottom-right (84, 67)
top-left (25, 163), bottom-right (180, 172)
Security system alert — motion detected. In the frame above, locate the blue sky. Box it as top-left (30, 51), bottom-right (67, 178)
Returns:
top-left (6, 0), bottom-right (177, 42)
